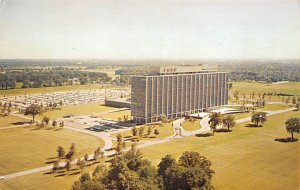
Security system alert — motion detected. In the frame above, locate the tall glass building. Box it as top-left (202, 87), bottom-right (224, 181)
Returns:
top-left (131, 65), bottom-right (228, 124)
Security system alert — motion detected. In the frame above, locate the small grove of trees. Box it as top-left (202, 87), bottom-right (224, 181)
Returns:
top-left (285, 118), bottom-right (300, 139)
top-left (208, 113), bottom-right (236, 132)
top-left (251, 112), bottom-right (267, 127)
top-left (0, 101), bottom-right (13, 116)
top-left (131, 125), bottom-right (160, 141)
top-left (72, 145), bottom-right (215, 190)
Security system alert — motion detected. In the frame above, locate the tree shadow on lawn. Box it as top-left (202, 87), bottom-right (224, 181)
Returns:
top-left (54, 173), bottom-right (66, 177)
top-left (215, 129), bottom-right (232, 133)
top-left (45, 160), bottom-right (56, 164)
top-left (275, 138), bottom-right (298, 143)
top-left (69, 171), bottom-right (81, 176)
top-left (195, 133), bottom-right (213, 138)
top-left (245, 124), bottom-right (263, 128)
top-left (11, 121), bottom-right (31, 125)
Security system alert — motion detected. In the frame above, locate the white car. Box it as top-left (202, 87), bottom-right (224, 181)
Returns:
top-left (0, 176), bottom-right (5, 180)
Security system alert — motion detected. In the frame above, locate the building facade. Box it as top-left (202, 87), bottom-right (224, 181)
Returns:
top-left (131, 65), bottom-right (229, 124)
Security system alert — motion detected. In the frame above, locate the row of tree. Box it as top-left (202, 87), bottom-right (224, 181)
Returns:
top-left (0, 70), bottom-right (111, 89)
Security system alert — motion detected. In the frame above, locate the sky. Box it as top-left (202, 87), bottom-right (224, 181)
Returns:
top-left (0, 0), bottom-right (299, 60)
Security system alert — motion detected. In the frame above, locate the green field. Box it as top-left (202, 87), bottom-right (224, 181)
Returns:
top-left (0, 161), bottom-right (101, 190)
top-left (257, 104), bottom-right (292, 111)
top-left (0, 115), bottom-right (30, 127)
top-left (141, 111), bottom-right (300, 190)
top-left (37, 103), bottom-right (117, 120)
top-left (0, 127), bottom-right (104, 175)
top-left (228, 112), bottom-right (251, 120)
top-left (230, 82), bottom-right (300, 96)
top-left (0, 83), bottom-right (125, 97)
top-left (111, 123), bottom-right (175, 141)
top-left (181, 119), bottom-right (201, 131)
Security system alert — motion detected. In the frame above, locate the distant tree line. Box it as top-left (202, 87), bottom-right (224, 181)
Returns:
top-left (226, 62), bottom-right (300, 82)
top-left (0, 70), bottom-right (111, 89)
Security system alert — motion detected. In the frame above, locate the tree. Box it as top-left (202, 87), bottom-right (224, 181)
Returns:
top-left (116, 134), bottom-right (122, 144)
top-left (52, 120), bottom-right (57, 127)
top-left (295, 103), bottom-right (300, 111)
top-left (285, 118), bottom-right (300, 139)
top-left (251, 112), bottom-right (267, 126)
top-left (285, 96), bottom-right (291, 104)
top-left (159, 151), bottom-right (214, 190)
top-left (208, 112), bottom-right (221, 133)
top-left (59, 121), bottom-right (64, 128)
top-left (93, 147), bottom-right (103, 162)
top-left (154, 129), bottom-right (159, 137)
top-left (131, 126), bottom-right (138, 137)
top-left (160, 115), bottom-right (167, 123)
top-left (42, 116), bottom-right (50, 125)
top-left (233, 90), bottom-right (239, 101)
top-left (147, 126), bottom-right (152, 136)
top-left (52, 159), bottom-right (60, 173)
top-left (57, 146), bottom-right (65, 158)
top-left (66, 150), bottom-right (74, 161)
top-left (139, 126), bottom-right (145, 138)
top-left (77, 159), bottom-right (86, 170)
top-left (24, 104), bottom-right (43, 122)
top-left (123, 115), bottom-right (129, 122)
top-left (222, 115), bottom-right (236, 131)
top-left (66, 143), bottom-right (76, 160)
top-left (65, 160), bottom-right (71, 171)
top-left (292, 96), bottom-right (296, 104)
top-left (70, 142), bottom-right (76, 152)
top-left (84, 153), bottom-right (89, 161)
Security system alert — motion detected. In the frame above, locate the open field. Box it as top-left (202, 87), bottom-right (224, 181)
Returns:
top-left (257, 104), bottom-right (292, 111)
top-left (111, 123), bottom-right (175, 141)
top-left (0, 162), bottom-right (100, 190)
top-left (37, 103), bottom-right (117, 120)
top-left (230, 82), bottom-right (300, 96)
top-left (181, 119), bottom-right (201, 131)
top-left (0, 115), bottom-right (30, 127)
top-left (0, 127), bottom-right (104, 175)
top-left (99, 110), bottom-right (131, 120)
top-left (0, 83), bottom-right (127, 97)
top-left (228, 112), bottom-right (252, 120)
top-left (141, 111), bottom-right (300, 190)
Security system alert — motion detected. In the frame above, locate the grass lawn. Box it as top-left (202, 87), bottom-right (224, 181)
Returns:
top-left (0, 83), bottom-right (126, 97)
top-left (0, 162), bottom-right (100, 190)
top-left (227, 112), bottom-right (252, 120)
top-left (0, 126), bottom-right (104, 175)
top-left (257, 104), bottom-right (292, 111)
top-left (230, 82), bottom-right (300, 96)
top-left (111, 123), bottom-right (175, 141)
top-left (37, 103), bottom-right (117, 120)
top-left (141, 111), bottom-right (300, 190)
top-left (0, 115), bottom-right (30, 127)
top-left (99, 110), bottom-right (131, 121)
top-left (181, 119), bottom-right (201, 131)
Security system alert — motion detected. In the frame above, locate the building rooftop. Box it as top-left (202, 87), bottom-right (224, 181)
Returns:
top-left (149, 65), bottom-right (218, 75)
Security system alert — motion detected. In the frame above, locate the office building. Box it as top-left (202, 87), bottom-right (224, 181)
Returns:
top-left (131, 65), bottom-right (228, 124)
